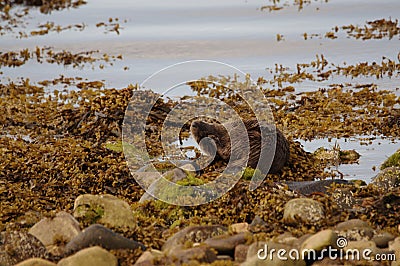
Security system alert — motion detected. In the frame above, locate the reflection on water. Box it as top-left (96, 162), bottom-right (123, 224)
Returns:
top-left (1, 0), bottom-right (399, 182)
top-left (1, 0), bottom-right (400, 87)
top-left (299, 136), bottom-right (398, 182)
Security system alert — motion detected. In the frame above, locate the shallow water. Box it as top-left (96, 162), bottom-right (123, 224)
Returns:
top-left (1, 0), bottom-right (399, 182)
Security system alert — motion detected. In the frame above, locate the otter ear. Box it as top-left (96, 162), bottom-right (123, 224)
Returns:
top-left (207, 134), bottom-right (220, 148)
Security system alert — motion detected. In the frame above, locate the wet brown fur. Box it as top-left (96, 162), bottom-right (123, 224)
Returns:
top-left (190, 119), bottom-right (289, 174)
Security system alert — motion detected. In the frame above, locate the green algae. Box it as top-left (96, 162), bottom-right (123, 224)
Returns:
top-left (381, 149), bottom-right (400, 170)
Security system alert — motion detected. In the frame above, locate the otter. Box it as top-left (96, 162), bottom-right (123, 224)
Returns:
top-left (190, 119), bottom-right (289, 174)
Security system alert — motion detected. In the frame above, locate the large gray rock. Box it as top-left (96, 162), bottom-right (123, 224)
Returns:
top-left (162, 225), bottom-right (227, 255)
top-left (57, 246), bottom-right (117, 266)
top-left (65, 224), bottom-right (145, 254)
top-left (283, 198), bottom-right (325, 225)
top-left (28, 211), bottom-right (81, 255)
top-left (73, 194), bottom-right (136, 228)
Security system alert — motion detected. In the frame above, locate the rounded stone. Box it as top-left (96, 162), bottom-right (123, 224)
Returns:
top-left (331, 188), bottom-right (357, 210)
top-left (169, 246), bottom-right (217, 264)
top-left (134, 249), bottom-right (163, 265)
top-left (65, 224), bottom-right (145, 254)
top-left (204, 232), bottom-right (249, 254)
top-left (300, 229), bottom-right (337, 252)
top-left (372, 167), bottom-right (400, 192)
top-left (234, 244), bottom-right (249, 263)
top-left (139, 167), bottom-right (189, 203)
top-left (162, 225), bottom-right (227, 255)
top-left (58, 246), bottom-right (117, 266)
top-left (389, 237), bottom-right (400, 266)
top-left (335, 219), bottom-right (371, 231)
top-left (343, 240), bottom-right (378, 256)
top-left (334, 219), bottom-right (375, 241)
top-left (246, 241), bottom-right (306, 266)
top-left (230, 222), bottom-right (249, 234)
top-left (15, 258), bottom-right (56, 266)
top-left (283, 198), bottom-right (325, 225)
top-left (274, 232), bottom-right (299, 246)
top-left (372, 232), bottom-right (395, 248)
top-left (0, 231), bottom-right (48, 266)
top-left (28, 211), bottom-right (81, 255)
top-left (73, 194), bottom-right (136, 228)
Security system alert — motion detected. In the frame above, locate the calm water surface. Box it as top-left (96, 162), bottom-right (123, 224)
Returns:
top-left (1, 0), bottom-right (399, 181)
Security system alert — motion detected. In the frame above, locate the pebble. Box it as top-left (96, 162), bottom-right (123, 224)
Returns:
top-left (139, 167), bottom-right (189, 203)
top-left (372, 232), bottom-right (395, 248)
top-left (15, 258), bottom-right (56, 266)
top-left (283, 198), bottom-right (325, 225)
top-left (204, 232), bottom-right (249, 254)
top-left (216, 255), bottom-right (232, 261)
top-left (162, 225), bottom-right (227, 255)
top-left (28, 211), bottom-right (81, 255)
top-left (234, 244), bottom-right (249, 263)
top-left (65, 224), bottom-right (145, 254)
top-left (274, 232), bottom-right (298, 246)
top-left (231, 222), bottom-right (249, 234)
top-left (249, 215), bottom-right (269, 233)
top-left (300, 229), bottom-right (337, 252)
top-left (334, 219), bottom-right (375, 241)
top-left (343, 240), bottom-right (378, 257)
top-left (331, 188), bottom-right (357, 210)
top-left (58, 246), bottom-right (118, 266)
top-left (179, 163), bottom-right (197, 173)
top-left (389, 237), bottom-right (400, 266)
top-left (0, 231), bottom-right (48, 266)
top-left (134, 249), bottom-right (163, 265)
top-left (245, 241), bottom-right (306, 266)
top-left (168, 246), bottom-right (217, 264)
top-left (73, 194), bottom-right (136, 228)
top-left (335, 219), bottom-right (370, 231)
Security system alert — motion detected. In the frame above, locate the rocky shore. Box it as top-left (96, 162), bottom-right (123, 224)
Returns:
top-left (0, 81), bottom-right (399, 265)
top-left (1, 164), bottom-right (399, 265)
top-left (1, 2), bottom-right (400, 265)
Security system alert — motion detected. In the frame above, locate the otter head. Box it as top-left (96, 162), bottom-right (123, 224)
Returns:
top-left (190, 120), bottom-right (230, 160)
